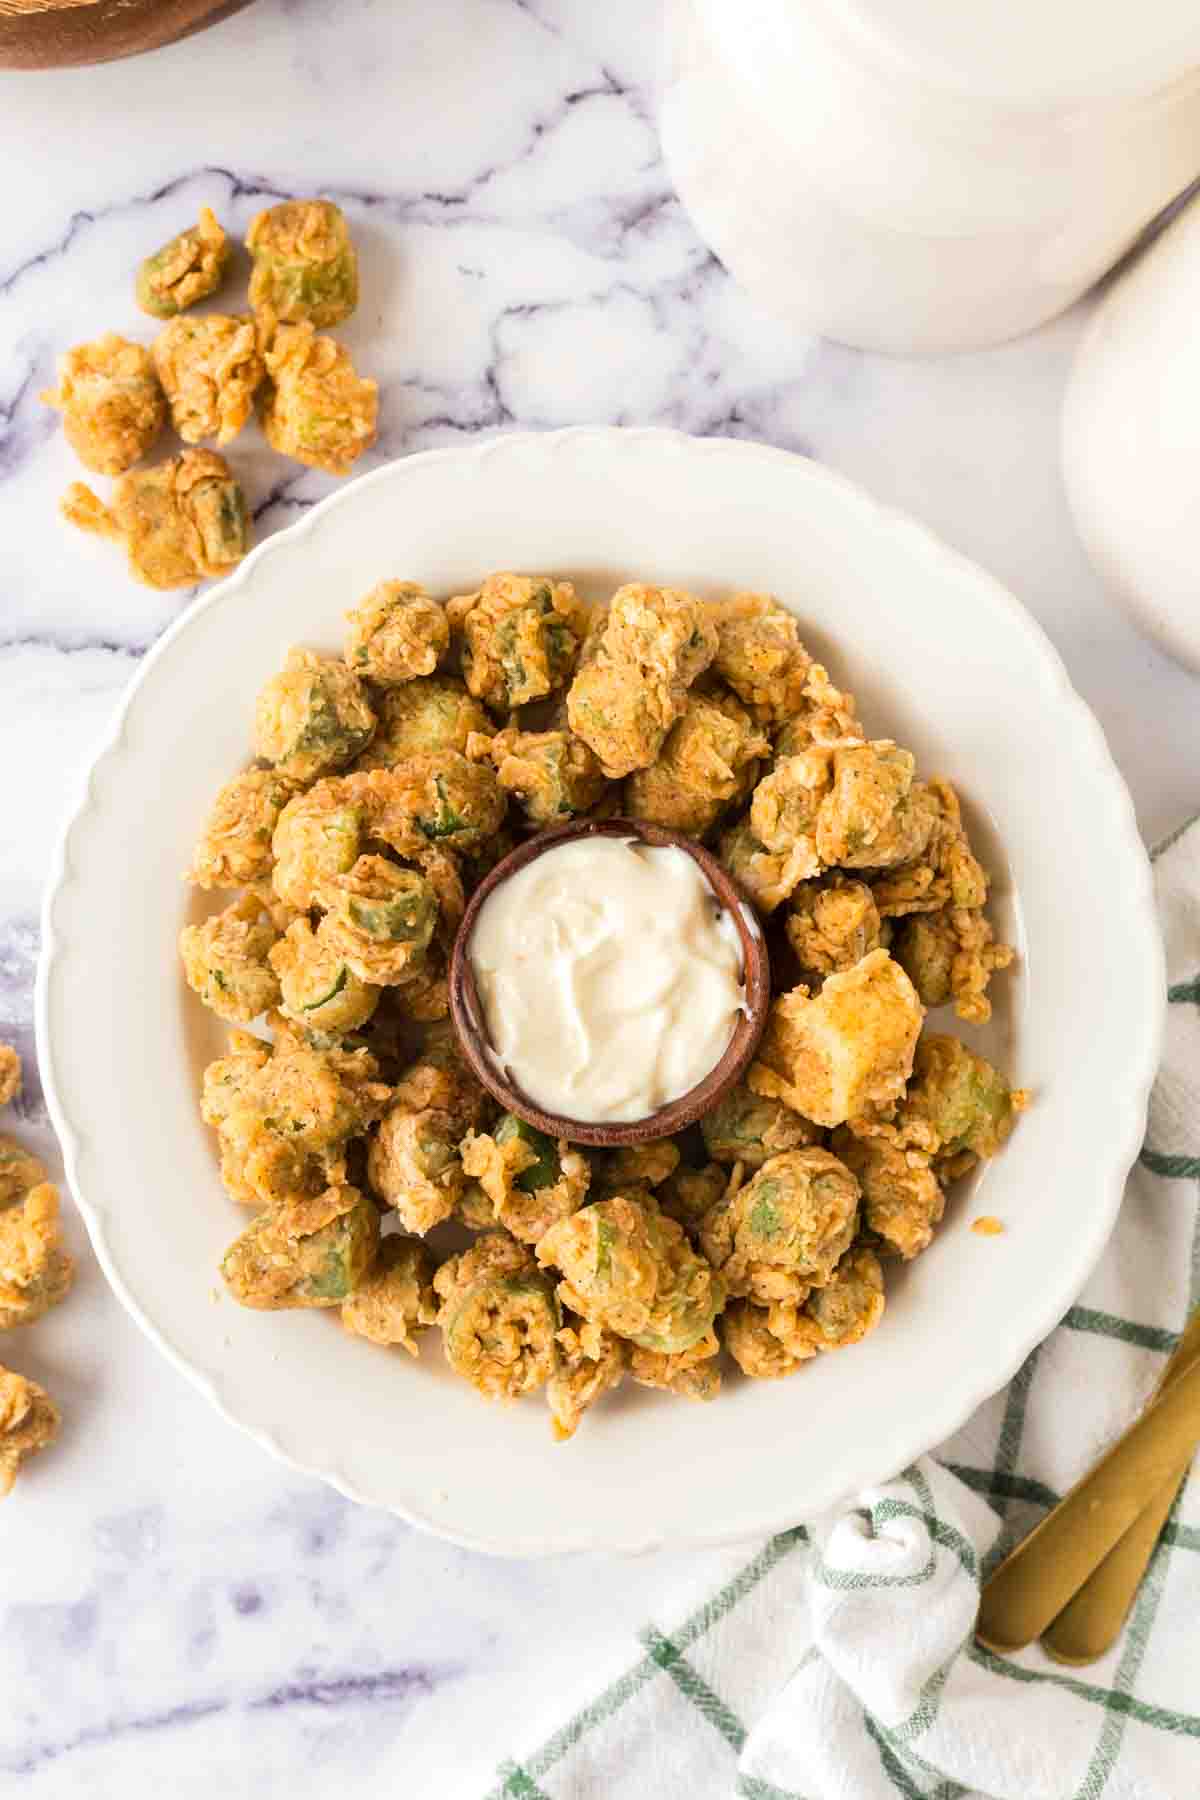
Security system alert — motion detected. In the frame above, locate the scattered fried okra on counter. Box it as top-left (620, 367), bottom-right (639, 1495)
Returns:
top-left (0, 1045), bottom-right (76, 1497)
top-left (42, 198), bottom-right (377, 591)
top-left (182, 574), bottom-right (1027, 1442)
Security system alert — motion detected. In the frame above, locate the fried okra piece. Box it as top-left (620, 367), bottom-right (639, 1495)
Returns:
top-left (766, 1247), bottom-right (885, 1358)
top-left (700, 1148), bottom-right (859, 1304)
top-left (629, 1329), bottom-right (722, 1402)
top-left (352, 677), bottom-right (491, 772)
top-left (221, 1184), bottom-right (379, 1309)
top-left (246, 199), bottom-right (359, 330)
top-left (152, 313), bottom-right (265, 446)
top-left (0, 1183), bottom-right (75, 1329)
top-left (270, 778), bottom-right (365, 908)
top-left (448, 573), bottom-right (586, 713)
top-left (868, 780), bottom-right (989, 919)
top-left (0, 1368), bottom-right (60, 1498)
top-left (723, 1299), bottom-right (810, 1380)
top-left (892, 904), bottom-right (1014, 1025)
top-left (435, 1233), bottom-right (561, 1401)
top-left (748, 751), bottom-right (828, 871)
top-left (786, 877), bottom-right (882, 982)
top-left (567, 584), bottom-right (718, 778)
top-left (701, 1081), bottom-right (820, 1170)
top-left (833, 1132), bottom-right (944, 1260)
top-left (40, 333), bottom-right (165, 475)
top-left (625, 691), bottom-right (769, 836)
top-left (656, 1162), bottom-right (728, 1235)
top-left (772, 660), bottom-right (864, 756)
top-left (255, 650), bottom-right (376, 782)
top-left (719, 820), bottom-right (814, 914)
top-left (815, 742), bottom-right (938, 871)
top-left (480, 726), bottom-right (608, 827)
top-left (62, 448), bottom-right (249, 589)
top-left (349, 753), bottom-right (505, 858)
top-left (316, 856), bottom-right (439, 986)
top-left (461, 1115), bottom-right (590, 1244)
top-left (188, 769), bottom-right (299, 890)
top-left (0, 1138), bottom-right (45, 1209)
top-left (600, 1141), bottom-right (682, 1193)
top-left (547, 1318), bottom-right (626, 1440)
top-left (136, 206), bottom-right (230, 318)
top-left (179, 892), bottom-right (281, 1024)
top-left (366, 1034), bottom-right (491, 1232)
top-left (892, 1034), bottom-right (1026, 1176)
top-left (749, 950), bottom-right (923, 1128)
top-left (340, 1235), bottom-right (437, 1353)
top-left (344, 581), bottom-right (449, 684)
top-left (261, 323), bottom-right (377, 476)
top-left (711, 592), bottom-right (813, 728)
top-left (270, 917), bottom-right (380, 1034)
top-left (0, 1047), bottom-right (19, 1110)
top-left (537, 1192), bottom-right (725, 1355)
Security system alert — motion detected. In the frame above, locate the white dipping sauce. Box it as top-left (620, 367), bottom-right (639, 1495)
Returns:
top-left (469, 837), bottom-right (747, 1124)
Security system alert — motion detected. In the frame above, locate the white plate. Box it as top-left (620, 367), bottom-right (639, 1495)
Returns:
top-left (37, 428), bottom-right (1162, 1557)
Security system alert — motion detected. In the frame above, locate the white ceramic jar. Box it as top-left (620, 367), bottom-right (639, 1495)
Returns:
top-left (660, 0), bottom-right (1200, 353)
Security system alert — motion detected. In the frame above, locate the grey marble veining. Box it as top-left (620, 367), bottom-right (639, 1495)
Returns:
top-left (1, 1), bottom-right (1199, 1794)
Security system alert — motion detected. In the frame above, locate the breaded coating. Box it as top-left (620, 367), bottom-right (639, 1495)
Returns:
top-left (0, 1183), bottom-right (75, 1329)
top-left (597, 1140), bottom-right (682, 1194)
top-left (461, 1115), bottom-right (590, 1244)
top-left (435, 1233), bottom-right (561, 1402)
top-left (537, 1191), bottom-right (725, 1355)
top-left (772, 662), bottom-right (864, 756)
top-left (567, 584), bottom-right (718, 778)
top-left (749, 950), bottom-right (923, 1128)
top-left (723, 1299), bottom-right (810, 1380)
top-left (656, 1161), bottom-right (728, 1234)
top-left (547, 1318), bottom-right (626, 1440)
top-left (786, 876), bottom-right (882, 982)
top-left (479, 726), bottom-right (608, 827)
top-left (448, 573), bottom-right (586, 713)
top-left (270, 777), bottom-right (366, 909)
top-left (766, 1247), bottom-right (885, 1358)
top-left (0, 1137), bottom-right (46, 1209)
top-left (701, 1081), bottom-right (820, 1169)
top-left (188, 768), bottom-right (300, 890)
top-left (352, 676), bottom-right (490, 772)
top-left (179, 892), bottom-right (281, 1024)
top-left (341, 1235), bottom-right (437, 1353)
top-left (41, 333), bottom-right (165, 475)
top-left (0, 1368), bottom-right (60, 1498)
top-left (261, 322), bottom-right (377, 476)
top-left (748, 750), bottom-right (828, 869)
top-left (834, 1132), bottom-right (944, 1260)
top-left (719, 821), bottom-right (815, 914)
top-left (344, 581), bottom-right (449, 685)
top-left (711, 592), bottom-right (812, 727)
top-left (347, 753), bottom-right (504, 859)
top-left (625, 691), bottom-right (769, 836)
top-left (883, 1034), bottom-right (1027, 1177)
top-left (270, 917), bottom-right (380, 1034)
top-left (316, 856), bottom-right (439, 985)
top-left (892, 904), bottom-right (1014, 1025)
top-left (136, 207), bottom-right (230, 318)
top-left (700, 1147), bottom-right (858, 1303)
top-left (63, 448), bottom-right (248, 589)
top-left (152, 313), bottom-right (264, 446)
top-left (246, 199), bottom-right (358, 331)
top-left (629, 1328), bottom-right (722, 1401)
top-left (0, 1047), bottom-right (20, 1109)
top-left (868, 780), bottom-right (989, 918)
top-left (221, 1184), bottom-right (379, 1310)
top-left (254, 650), bottom-right (376, 781)
top-left (815, 743), bottom-right (938, 871)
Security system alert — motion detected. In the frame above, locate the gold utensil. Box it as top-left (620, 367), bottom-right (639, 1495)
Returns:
top-left (976, 1310), bottom-right (1200, 1655)
top-left (1039, 1309), bottom-right (1200, 1664)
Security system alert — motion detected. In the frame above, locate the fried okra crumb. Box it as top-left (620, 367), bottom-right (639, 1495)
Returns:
top-left (41, 334), bottom-right (166, 475)
top-left (63, 448), bottom-right (249, 589)
top-left (0, 1047), bottom-right (20, 1109)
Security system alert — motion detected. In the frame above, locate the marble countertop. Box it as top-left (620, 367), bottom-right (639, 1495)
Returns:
top-left (2, 1), bottom-right (1198, 1793)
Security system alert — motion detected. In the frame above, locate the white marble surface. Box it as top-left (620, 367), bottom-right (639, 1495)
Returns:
top-left (1, 1), bottom-right (1198, 1793)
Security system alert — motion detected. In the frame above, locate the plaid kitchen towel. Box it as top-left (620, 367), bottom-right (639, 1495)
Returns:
top-left (485, 816), bottom-right (1200, 1800)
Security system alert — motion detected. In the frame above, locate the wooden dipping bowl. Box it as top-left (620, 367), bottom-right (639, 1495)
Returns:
top-left (0, 0), bottom-right (254, 71)
top-left (448, 817), bottom-right (771, 1148)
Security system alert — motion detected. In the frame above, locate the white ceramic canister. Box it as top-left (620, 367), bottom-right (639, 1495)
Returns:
top-left (660, 0), bottom-right (1200, 353)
